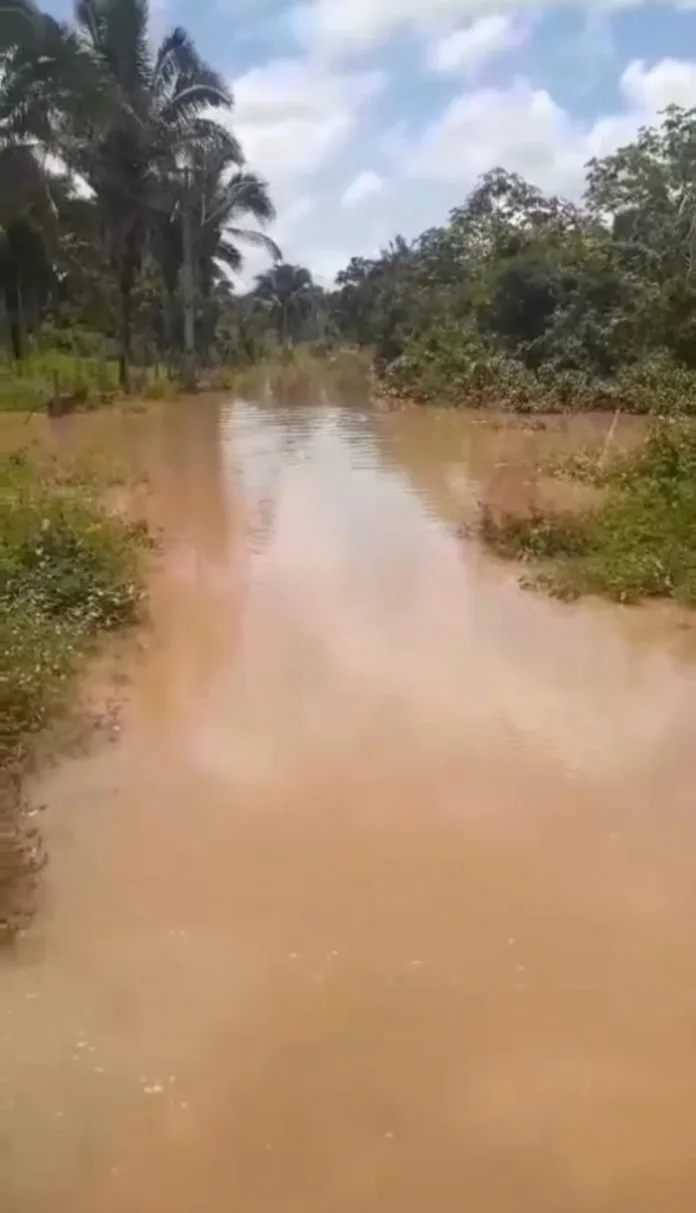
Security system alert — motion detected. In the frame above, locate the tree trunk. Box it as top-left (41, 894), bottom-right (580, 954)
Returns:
top-left (181, 169), bottom-right (196, 390)
top-left (5, 277), bottom-right (24, 361)
top-left (161, 286), bottom-right (174, 375)
top-left (119, 260), bottom-right (134, 392)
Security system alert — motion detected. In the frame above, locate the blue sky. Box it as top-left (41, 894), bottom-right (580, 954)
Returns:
top-left (43, 0), bottom-right (696, 283)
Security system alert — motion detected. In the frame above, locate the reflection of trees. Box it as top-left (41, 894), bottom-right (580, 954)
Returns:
top-left (220, 400), bottom-right (319, 557)
top-left (153, 397), bottom-right (233, 568)
top-left (373, 410), bottom-right (483, 528)
top-left (139, 397), bottom-right (248, 731)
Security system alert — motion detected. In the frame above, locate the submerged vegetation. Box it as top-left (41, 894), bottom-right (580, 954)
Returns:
top-left (481, 420), bottom-right (696, 605)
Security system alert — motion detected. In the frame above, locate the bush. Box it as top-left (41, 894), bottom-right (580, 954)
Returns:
top-left (0, 451), bottom-right (148, 936)
top-left (0, 350), bottom-right (121, 412)
top-left (481, 418), bottom-right (696, 603)
top-left (1, 455), bottom-right (144, 765)
top-left (379, 332), bottom-right (696, 415)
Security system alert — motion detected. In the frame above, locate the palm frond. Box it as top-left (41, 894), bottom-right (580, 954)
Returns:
top-left (215, 238), bottom-right (242, 272)
top-left (79, 0), bottom-right (150, 93)
top-left (205, 170), bottom-right (276, 229)
top-left (225, 225), bottom-right (281, 260)
top-left (152, 24), bottom-right (230, 132)
top-left (186, 118), bottom-right (242, 166)
top-left (151, 25), bottom-right (189, 92)
top-left (74, 0), bottom-right (104, 50)
top-left (158, 81), bottom-right (230, 129)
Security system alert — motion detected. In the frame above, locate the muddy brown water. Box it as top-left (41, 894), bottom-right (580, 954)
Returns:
top-left (3, 395), bottom-right (696, 1212)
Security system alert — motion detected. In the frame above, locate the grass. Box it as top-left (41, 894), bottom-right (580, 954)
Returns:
top-left (0, 346), bottom-right (371, 414)
top-left (0, 352), bottom-right (180, 413)
top-left (212, 346), bottom-right (372, 399)
top-left (0, 448), bottom-right (149, 937)
top-left (480, 418), bottom-right (696, 605)
top-left (0, 351), bottom-right (120, 411)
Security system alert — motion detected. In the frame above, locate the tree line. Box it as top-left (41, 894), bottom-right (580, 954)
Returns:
top-left (5, 0), bottom-right (696, 411)
top-left (226, 105), bottom-right (696, 411)
top-left (0, 0), bottom-right (285, 386)
top-left (326, 107), bottom-right (696, 410)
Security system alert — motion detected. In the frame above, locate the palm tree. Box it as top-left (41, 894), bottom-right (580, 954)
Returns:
top-left (54, 0), bottom-right (235, 388)
top-left (0, 156), bottom-right (74, 358)
top-left (152, 130), bottom-right (279, 361)
top-left (0, 216), bottom-right (54, 356)
top-left (190, 130), bottom-right (279, 286)
top-left (253, 263), bottom-right (315, 346)
top-left (0, 0), bottom-right (83, 357)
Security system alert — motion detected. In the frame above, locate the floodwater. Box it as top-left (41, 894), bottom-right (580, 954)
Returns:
top-left (3, 394), bottom-right (696, 1212)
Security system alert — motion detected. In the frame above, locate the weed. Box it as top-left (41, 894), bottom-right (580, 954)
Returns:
top-left (480, 419), bottom-right (696, 604)
top-left (0, 450), bottom-right (147, 936)
top-left (212, 347), bottom-right (371, 400)
top-left (380, 337), bottom-right (696, 416)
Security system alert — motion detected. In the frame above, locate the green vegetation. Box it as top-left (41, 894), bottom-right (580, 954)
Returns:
top-left (0, 350), bottom-right (182, 412)
top-left (0, 448), bottom-right (148, 935)
top-left (481, 420), bottom-right (696, 604)
top-left (0, 0), bottom-right (279, 392)
top-left (218, 345), bottom-right (371, 400)
top-left (8, 1), bottom-right (696, 411)
top-left (327, 113), bottom-right (696, 413)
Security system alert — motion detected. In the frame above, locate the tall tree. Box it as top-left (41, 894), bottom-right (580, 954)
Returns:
top-left (586, 105), bottom-right (696, 366)
top-left (152, 130), bottom-right (279, 360)
top-left (56, 0), bottom-right (234, 387)
top-left (253, 262), bottom-right (315, 346)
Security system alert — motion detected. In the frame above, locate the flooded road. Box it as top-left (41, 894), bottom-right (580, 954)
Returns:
top-left (3, 394), bottom-right (696, 1212)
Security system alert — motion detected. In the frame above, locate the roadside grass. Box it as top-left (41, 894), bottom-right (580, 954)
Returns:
top-left (0, 346), bottom-right (371, 414)
top-left (0, 449), bottom-right (149, 937)
top-left (0, 353), bottom-right (178, 413)
top-left (480, 418), bottom-right (696, 604)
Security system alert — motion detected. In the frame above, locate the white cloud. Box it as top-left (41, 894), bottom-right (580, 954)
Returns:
top-left (425, 14), bottom-right (523, 75)
top-left (228, 47), bottom-right (696, 290)
top-left (341, 170), bottom-right (385, 206)
top-left (620, 56), bottom-right (696, 109)
top-left (405, 81), bottom-right (579, 190)
top-left (231, 57), bottom-right (385, 181)
top-left (290, 0), bottom-right (635, 58)
top-left (403, 57), bottom-right (696, 199)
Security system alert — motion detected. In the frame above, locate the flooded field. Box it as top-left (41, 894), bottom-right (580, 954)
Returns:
top-left (2, 394), bottom-right (696, 1212)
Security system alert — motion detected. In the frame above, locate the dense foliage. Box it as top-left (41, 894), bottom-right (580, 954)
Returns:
top-left (0, 0), bottom-right (279, 386)
top-left (328, 117), bottom-right (696, 411)
top-left (7, 0), bottom-right (696, 412)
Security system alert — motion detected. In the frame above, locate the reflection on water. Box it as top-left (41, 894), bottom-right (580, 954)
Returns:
top-left (2, 395), bottom-right (696, 1213)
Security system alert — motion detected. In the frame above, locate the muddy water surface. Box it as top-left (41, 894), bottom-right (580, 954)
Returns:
top-left (3, 396), bottom-right (696, 1212)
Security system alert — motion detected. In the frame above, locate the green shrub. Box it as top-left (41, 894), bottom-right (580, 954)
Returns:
top-left (1, 464), bottom-right (144, 767)
top-left (141, 375), bottom-right (177, 400)
top-left (0, 350), bottom-right (122, 412)
top-left (0, 451), bottom-right (148, 936)
top-left (379, 332), bottom-right (696, 415)
top-left (481, 419), bottom-right (696, 603)
top-left (481, 506), bottom-right (591, 562)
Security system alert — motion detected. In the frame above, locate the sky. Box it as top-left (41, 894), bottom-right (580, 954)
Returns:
top-left (43, 0), bottom-right (696, 284)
